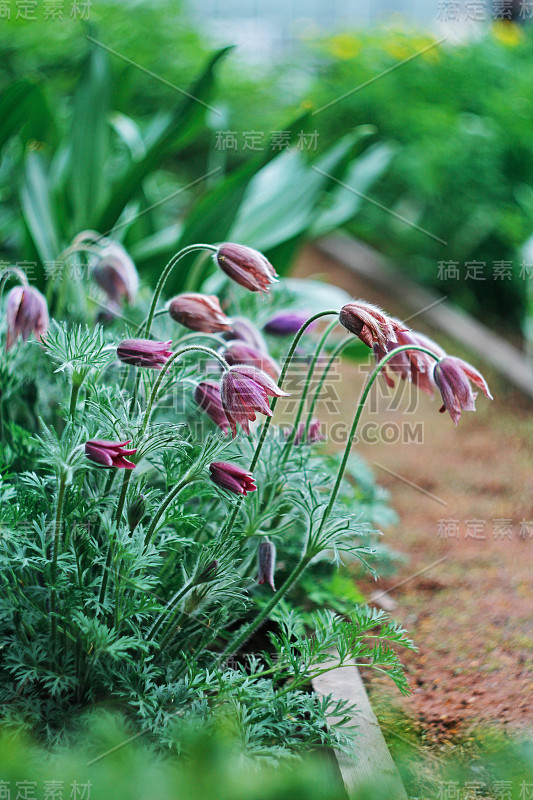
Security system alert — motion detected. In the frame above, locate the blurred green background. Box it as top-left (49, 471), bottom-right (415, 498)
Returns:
top-left (2, 1), bottom-right (533, 336)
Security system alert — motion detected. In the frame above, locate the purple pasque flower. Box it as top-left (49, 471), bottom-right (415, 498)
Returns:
top-left (194, 380), bottom-right (230, 434)
top-left (223, 316), bottom-right (269, 353)
top-left (85, 439), bottom-right (137, 469)
top-left (6, 285), bottom-right (49, 351)
top-left (168, 293), bottom-right (232, 333)
top-left (257, 539), bottom-right (276, 591)
top-left (223, 341), bottom-right (280, 382)
top-left (117, 339), bottom-right (173, 369)
top-left (263, 310), bottom-right (311, 336)
top-left (220, 364), bottom-right (290, 437)
top-left (209, 461), bottom-right (257, 496)
top-left (339, 301), bottom-right (407, 349)
top-left (92, 240), bottom-right (139, 306)
top-left (215, 243), bottom-right (278, 294)
top-left (289, 417), bottom-right (325, 446)
top-left (373, 327), bottom-right (446, 397)
top-left (433, 356), bottom-right (492, 425)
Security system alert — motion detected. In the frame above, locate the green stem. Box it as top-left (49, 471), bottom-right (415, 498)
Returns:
top-left (301, 335), bottom-right (353, 442)
top-left (222, 310), bottom-right (339, 539)
top-left (98, 469), bottom-right (132, 609)
top-left (69, 381), bottom-right (81, 419)
top-left (141, 345), bottom-right (228, 435)
top-left (143, 474), bottom-right (200, 549)
top-left (147, 582), bottom-right (193, 642)
top-left (219, 553), bottom-right (312, 661)
top-left (142, 244), bottom-right (218, 340)
top-left (280, 317), bottom-right (338, 463)
top-left (50, 471), bottom-right (67, 642)
top-left (316, 344), bottom-right (442, 536)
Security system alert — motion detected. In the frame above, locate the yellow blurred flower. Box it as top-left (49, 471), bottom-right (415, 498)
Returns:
top-left (492, 21), bottom-right (523, 47)
top-left (328, 33), bottom-right (361, 60)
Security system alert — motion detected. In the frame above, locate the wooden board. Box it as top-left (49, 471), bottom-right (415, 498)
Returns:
top-left (312, 659), bottom-right (409, 799)
top-left (315, 233), bottom-right (533, 400)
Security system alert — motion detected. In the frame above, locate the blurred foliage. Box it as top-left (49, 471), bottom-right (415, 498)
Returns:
top-left (306, 26), bottom-right (533, 334)
top-left (0, 710), bottom-right (532, 800)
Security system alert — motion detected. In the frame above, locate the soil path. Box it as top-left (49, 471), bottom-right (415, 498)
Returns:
top-left (295, 248), bottom-right (533, 737)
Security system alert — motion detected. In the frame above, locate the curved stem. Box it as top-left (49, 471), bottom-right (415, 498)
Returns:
top-left (141, 345), bottom-right (228, 434)
top-left (317, 344), bottom-right (442, 535)
top-left (141, 244), bottom-right (218, 340)
top-left (281, 317), bottom-right (339, 463)
top-left (143, 474), bottom-right (201, 549)
top-left (301, 335), bottom-right (353, 442)
top-left (220, 553), bottom-right (312, 661)
top-left (222, 310), bottom-right (339, 539)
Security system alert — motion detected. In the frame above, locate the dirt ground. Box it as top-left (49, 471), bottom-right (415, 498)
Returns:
top-left (294, 248), bottom-right (533, 741)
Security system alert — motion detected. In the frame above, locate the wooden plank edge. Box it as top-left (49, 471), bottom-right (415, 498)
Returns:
top-left (312, 659), bottom-right (409, 800)
top-left (314, 233), bottom-right (533, 400)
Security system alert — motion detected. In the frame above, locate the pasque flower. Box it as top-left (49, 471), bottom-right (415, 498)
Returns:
top-left (168, 293), bottom-right (231, 333)
top-left (85, 439), bottom-right (137, 469)
top-left (257, 540), bottom-right (276, 591)
top-left (264, 310), bottom-right (311, 336)
top-left (373, 327), bottom-right (446, 397)
top-left (289, 417), bottom-right (325, 446)
top-left (215, 243), bottom-right (278, 294)
top-left (117, 338), bottom-right (173, 368)
top-left (194, 380), bottom-right (230, 434)
top-left (220, 364), bottom-right (289, 437)
top-left (433, 356), bottom-right (492, 425)
top-left (92, 240), bottom-right (139, 306)
top-left (209, 461), bottom-right (257, 495)
top-left (6, 285), bottom-right (49, 350)
top-left (223, 341), bottom-right (280, 382)
top-left (339, 301), bottom-right (407, 348)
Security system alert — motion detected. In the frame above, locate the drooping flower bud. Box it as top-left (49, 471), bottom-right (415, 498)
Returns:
top-left (288, 417), bottom-right (325, 445)
top-left (433, 356), bottom-right (492, 425)
top-left (194, 380), bottom-right (230, 434)
top-left (127, 494), bottom-right (146, 533)
top-left (257, 539), bottom-right (276, 591)
top-left (223, 316), bottom-right (269, 353)
top-left (223, 341), bottom-right (280, 382)
top-left (117, 339), bottom-right (173, 369)
top-left (92, 240), bottom-right (139, 306)
top-left (209, 461), bottom-right (257, 495)
top-left (197, 559), bottom-right (219, 583)
top-left (339, 301), bottom-right (407, 349)
top-left (264, 310), bottom-right (312, 336)
top-left (215, 243), bottom-right (278, 294)
top-left (168, 293), bottom-right (232, 333)
top-left (220, 364), bottom-right (290, 437)
top-left (85, 439), bottom-right (137, 469)
top-left (5, 285), bottom-right (49, 351)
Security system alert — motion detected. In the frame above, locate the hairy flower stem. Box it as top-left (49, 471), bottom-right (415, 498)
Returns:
top-left (143, 474), bottom-right (200, 549)
top-left (141, 345), bottom-right (228, 434)
top-left (301, 336), bottom-right (353, 442)
top-left (69, 381), bottom-right (81, 419)
top-left (316, 344), bottom-right (442, 537)
top-left (222, 310), bottom-right (339, 539)
top-left (280, 317), bottom-right (338, 462)
top-left (98, 470), bottom-right (132, 610)
top-left (50, 471), bottom-right (67, 642)
top-left (220, 554), bottom-right (312, 661)
top-left (142, 244), bottom-right (218, 340)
